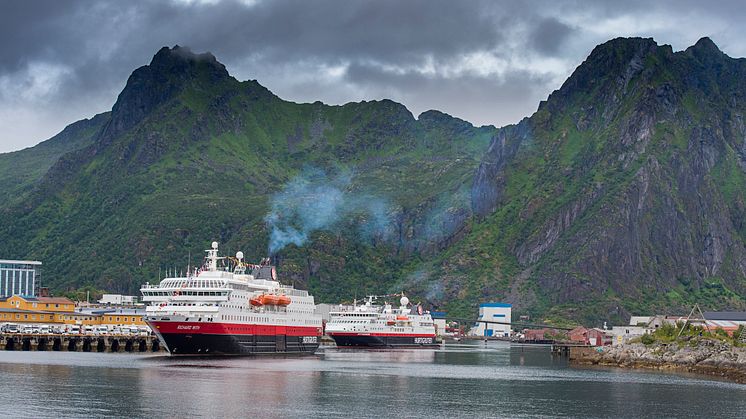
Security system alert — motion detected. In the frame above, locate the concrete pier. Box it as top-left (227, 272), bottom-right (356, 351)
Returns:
top-left (0, 333), bottom-right (164, 353)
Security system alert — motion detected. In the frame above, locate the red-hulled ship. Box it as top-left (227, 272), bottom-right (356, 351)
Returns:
top-left (140, 242), bottom-right (322, 355)
top-left (325, 295), bottom-right (438, 348)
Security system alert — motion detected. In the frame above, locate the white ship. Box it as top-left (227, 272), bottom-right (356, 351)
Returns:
top-left (325, 295), bottom-right (438, 347)
top-left (140, 242), bottom-right (322, 355)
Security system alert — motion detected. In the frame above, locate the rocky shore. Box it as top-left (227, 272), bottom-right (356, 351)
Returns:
top-left (570, 340), bottom-right (746, 384)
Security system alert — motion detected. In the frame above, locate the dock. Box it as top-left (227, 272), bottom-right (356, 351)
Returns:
top-left (550, 343), bottom-right (595, 356)
top-left (1, 333), bottom-right (164, 353)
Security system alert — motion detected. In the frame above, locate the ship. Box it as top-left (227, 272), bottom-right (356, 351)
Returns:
top-left (325, 295), bottom-right (438, 347)
top-left (140, 242), bottom-right (322, 355)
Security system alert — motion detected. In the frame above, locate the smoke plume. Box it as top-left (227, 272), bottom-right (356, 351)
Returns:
top-left (265, 167), bottom-right (394, 253)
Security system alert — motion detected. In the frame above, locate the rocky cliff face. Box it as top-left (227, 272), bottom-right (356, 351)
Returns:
top-left (451, 37), bottom-right (746, 323)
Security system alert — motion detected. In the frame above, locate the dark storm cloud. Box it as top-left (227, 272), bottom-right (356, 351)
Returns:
top-left (531, 18), bottom-right (575, 55)
top-left (1, 0), bottom-right (746, 152)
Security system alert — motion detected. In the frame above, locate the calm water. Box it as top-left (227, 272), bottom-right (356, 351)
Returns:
top-left (0, 342), bottom-right (744, 418)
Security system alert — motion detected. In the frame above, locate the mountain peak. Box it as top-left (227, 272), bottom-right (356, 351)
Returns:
top-left (104, 46), bottom-right (231, 141)
top-left (685, 36), bottom-right (724, 60)
top-left (149, 45), bottom-right (228, 79)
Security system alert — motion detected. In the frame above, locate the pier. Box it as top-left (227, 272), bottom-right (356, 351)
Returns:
top-left (1, 333), bottom-right (164, 353)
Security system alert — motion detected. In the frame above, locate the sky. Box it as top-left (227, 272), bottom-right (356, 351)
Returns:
top-left (2, 0), bottom-right (746, 153)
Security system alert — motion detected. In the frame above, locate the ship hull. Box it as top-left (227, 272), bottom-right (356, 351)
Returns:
top-left (148, 321), bottom-right (321, 356)
top-left (329, 333), bottom-right (438, 348)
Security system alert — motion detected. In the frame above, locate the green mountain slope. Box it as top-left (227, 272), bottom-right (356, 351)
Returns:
top-left (0, 112), bottom-right (109, 204)
top-left (0, 46), bottom-right (494, 301)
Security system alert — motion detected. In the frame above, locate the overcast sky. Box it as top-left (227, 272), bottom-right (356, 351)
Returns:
top-left (1, 0), bottom-right (746, 153)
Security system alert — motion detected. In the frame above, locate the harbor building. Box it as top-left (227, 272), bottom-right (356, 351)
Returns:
top-left (98, 294), bottom-right (139, 306)
top-left (0, 259), bottom-right (42, 297)
top-left (471, 302), bottom-right (512, 337)
top-left (431, 311), bottom-right (448, 336)
top-left (0, 295), bottom-right (145, 327)
top-left (0, 295), bottom-right (75, 324)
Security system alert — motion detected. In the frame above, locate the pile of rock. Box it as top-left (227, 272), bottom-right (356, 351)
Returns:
top-left (572, 339), bottom-right (746, 383)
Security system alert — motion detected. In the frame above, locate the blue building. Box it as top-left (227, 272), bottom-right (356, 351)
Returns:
top-left (472, 302), bottom-right (512, 337)
top-left (0, 259), bottom-right (42, 297)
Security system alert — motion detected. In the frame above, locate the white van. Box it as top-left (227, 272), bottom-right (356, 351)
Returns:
top-left (67, 325), bottom-right (80, 335)
top-left (95, 326), bottom-right (109, 335)
top-left (39, 325), bottom-right (50, 334)
top-left (21, 325), bottom-right (34, 334)
top-left (83, 325), bottom-right (94, 335)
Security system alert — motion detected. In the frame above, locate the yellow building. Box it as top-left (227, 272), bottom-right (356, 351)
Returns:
top-left (0, 295), bottom-right (145, 326)
top-left (0, 295), bottom-right (74, 324)
top-left (0, 295), bottom-right (75, 312)
top-left (60, 311), bottom-right (146, 326)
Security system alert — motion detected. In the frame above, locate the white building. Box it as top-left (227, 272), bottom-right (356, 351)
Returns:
top-left (0, 259), bottom-right (42, 297)
top-left (431, 311), bottom-right (448, 336)
top-left (471, 303), bottom-right (512, 337)
top-left (608, 326), bottom-right (648, 345)
top-left (98, 294), bottom-right (138, 305)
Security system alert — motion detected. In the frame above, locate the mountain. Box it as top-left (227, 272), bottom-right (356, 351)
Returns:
top-left (1, 38), bottom-right (745, 325)
top-left (435, 37), bottom-right (746, 323)
top-left (0, 45), bottom-right (494, 302)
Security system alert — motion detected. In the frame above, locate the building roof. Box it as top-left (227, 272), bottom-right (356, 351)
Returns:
top-left (480, 302), bottom-right (512, 308)
top-left (0, 295), bottom-right (73, 304)
top-left (0, 259), bottom-right (42, 265)
top-left (629, 316), bottom-right (652, 326)
top-left (704, 311), bottom-right (746, 321)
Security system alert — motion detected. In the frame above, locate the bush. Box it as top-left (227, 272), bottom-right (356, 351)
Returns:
top-left (641, 333), bottom-right (655, 345)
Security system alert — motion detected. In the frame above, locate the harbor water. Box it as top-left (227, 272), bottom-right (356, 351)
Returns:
top-left (0, 341), bottom-right (744, 418)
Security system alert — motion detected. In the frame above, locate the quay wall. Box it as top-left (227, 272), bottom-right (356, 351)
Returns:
top-left (0, 333), bottom-right (164, 353)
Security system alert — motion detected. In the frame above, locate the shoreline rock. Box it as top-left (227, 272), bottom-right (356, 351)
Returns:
top-left (569, 340), bottom-right (746, 384)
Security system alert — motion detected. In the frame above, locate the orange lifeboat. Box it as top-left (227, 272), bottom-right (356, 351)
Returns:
top-left (396, 315), bottom-right (409, 321)
top-left (277, 295), bottom-right (291, 306)
top-left (249, 296), bottom-right (263, 306)
top-left (386, 320), bottom-right (396, 326)
top-left (260, 294), bottom-right (280, 305)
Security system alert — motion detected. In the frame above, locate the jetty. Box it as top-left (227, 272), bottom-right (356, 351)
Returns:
top-left (1, 333), bottom-right (164, 353)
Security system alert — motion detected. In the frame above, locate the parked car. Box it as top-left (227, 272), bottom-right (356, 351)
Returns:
top-left (39, 325), bottom-right (50, 334)
top-left (95, 326), bottom-right (109, 335)
top-left (66, 325), bottom-right (81, 335)
top-left (21, 325), bottom-right (34, 334)
top-left (51, 326), bottom-right (64, 334)
top-left (3, 323), bottom-right (20, 333)
top-left (83, 325), bottom-right (95, 335)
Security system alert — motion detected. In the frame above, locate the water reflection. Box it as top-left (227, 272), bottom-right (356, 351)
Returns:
top-left (0, 344), bottom-right (744, 418)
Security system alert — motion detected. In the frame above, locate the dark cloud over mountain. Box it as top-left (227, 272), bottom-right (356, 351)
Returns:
top-left (1, 0), bottom-right (745, 152)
